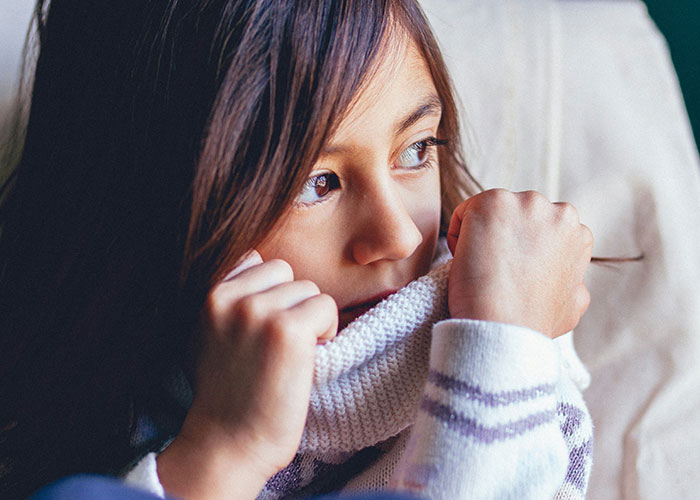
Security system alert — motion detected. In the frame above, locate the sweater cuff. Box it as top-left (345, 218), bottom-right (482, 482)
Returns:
top-left (430, 318), bottom-right (559, 390)
top-left (122, 452), bottom-right (165, 498)
top-left (391, 319), bottom-right (569, 498)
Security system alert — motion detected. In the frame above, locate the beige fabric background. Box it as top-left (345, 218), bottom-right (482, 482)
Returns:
top-left (420, 1), bottom-right (700, 498)
top-left (2, 1), bottom-right (699, 498)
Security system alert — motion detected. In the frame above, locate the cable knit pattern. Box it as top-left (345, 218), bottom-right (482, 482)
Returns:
top-left (124, 254), bottom-right (593, 499)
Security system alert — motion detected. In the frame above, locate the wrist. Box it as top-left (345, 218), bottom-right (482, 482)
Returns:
top-left (157, 410), bottom-right (278, 500)
top-left (448, 294), bottom-right (557, 339)
top-left (431, 319), bottom-right (559, 387)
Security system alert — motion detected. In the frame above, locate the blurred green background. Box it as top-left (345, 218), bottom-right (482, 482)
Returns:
top-left (644, 1), bottom-right (700, 151)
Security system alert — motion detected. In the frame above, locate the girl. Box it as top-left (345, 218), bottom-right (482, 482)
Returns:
top-left (0, 0), bottom-right (593, 499)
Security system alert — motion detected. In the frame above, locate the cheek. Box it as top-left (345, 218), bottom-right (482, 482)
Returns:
top-left (257, 230), bottom-right (308, 270)
top-left (410, 169), bottom-right (442, 243)
top-left (256, 217), bottom-right (340, 285)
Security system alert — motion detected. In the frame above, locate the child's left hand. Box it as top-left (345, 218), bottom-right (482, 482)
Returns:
top-left (445, 189), bottom-right (593, 338)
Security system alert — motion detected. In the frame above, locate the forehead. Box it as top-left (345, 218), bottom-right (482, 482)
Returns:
top-left (330, 35), bottom-right (439, 141)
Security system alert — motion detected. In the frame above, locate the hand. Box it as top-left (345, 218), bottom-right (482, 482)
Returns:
top-left (157, 251), bottom-right (337, 500)
top-left (446, 189), bottom-right (593, 338)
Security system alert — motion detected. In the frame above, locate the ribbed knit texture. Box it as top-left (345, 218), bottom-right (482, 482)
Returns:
top-left (301, 259), bottom-right (452, 454)
top-left (125, 252), bottom-right (593, 499)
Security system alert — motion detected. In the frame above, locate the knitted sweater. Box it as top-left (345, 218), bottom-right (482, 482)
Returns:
top-left (124, 260), bottom-right (593, 499)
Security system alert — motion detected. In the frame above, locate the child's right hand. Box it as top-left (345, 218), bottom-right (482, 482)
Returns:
top-left (157, 250), bottom-right (337, 500)
top-left (446, 189), bottom-right (593, 339)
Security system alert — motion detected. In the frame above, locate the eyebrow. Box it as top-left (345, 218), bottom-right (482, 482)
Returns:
top-left (394, 94), bottom-right (443, 136)
top-left (322, 94), bottom-right (443, 155)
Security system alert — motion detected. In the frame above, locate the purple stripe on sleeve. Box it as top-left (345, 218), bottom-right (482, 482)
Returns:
top-left (557, 402), bottom-right (584, 437)
top-left (266, 454), bottom-right (304, 492)
top-left (420, 396), bottom-right (557, 444)
top-left (565, 438), bottom-right (594, 491)
top-left (427, 369), bottom-right (556, 406)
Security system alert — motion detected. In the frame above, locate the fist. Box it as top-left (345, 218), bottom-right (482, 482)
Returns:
top-left (446, 189), bottom-right (593, 338)
top-left (186, 251), bottom-right (337, 475)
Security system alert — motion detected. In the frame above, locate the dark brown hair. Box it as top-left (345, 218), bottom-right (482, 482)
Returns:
top-left (0, 0), bottom-right (475, 497)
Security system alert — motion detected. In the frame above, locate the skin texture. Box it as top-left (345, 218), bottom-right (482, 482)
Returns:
top-left (256, 39), bottom-right (443, 331)
top-left (156, 36), bottom-right (593, 500)
top-left (446, 190), bottom-right (593, 337)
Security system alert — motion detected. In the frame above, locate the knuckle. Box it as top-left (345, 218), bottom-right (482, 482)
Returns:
top-left (486, 188), bottom-right (510, 197)
top-left (233, 295), bottom-right (267, 327)
top-left (206, 289), bottom-right (228, 317)
top-left (267, 259), bottom-right (294, 281)
top-left (557, 202), bottom-right (579, 222)
top-left (477, 188), bottom-right (513, 210)
top-left (204, 288), bottom-right (241, 330)
top-left (521, 190), bottom-right (545, 204)
top-left (264, 313), bottom-right (296, 343)
top-left (518, 190), bottom-right (549, 213)
top-left (487, 188), bottom-right (512, 202)
top-left (521, 189), bottom-right (541, 201)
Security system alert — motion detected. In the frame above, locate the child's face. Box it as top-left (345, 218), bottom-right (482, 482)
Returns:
top-left (258, 38), bottom-right (442, 330)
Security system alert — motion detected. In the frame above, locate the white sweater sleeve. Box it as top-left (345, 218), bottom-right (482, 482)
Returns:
top-left (123, 319), bottom-right (592, 499)
top-left (391, 319), bottom-right (575, 499)
top-left (123, 452), bottom-right (165, 498)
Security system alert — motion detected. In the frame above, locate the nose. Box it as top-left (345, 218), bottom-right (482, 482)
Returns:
top-left (350, 183), bottom-right (423, 265)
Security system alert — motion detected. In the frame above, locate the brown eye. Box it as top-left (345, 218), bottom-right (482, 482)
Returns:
top-left (295, 172), bottom-right (341, 205)
top-left (395, 137), bottom-right (448, 169)
top-left (314, 174), bottom-right (330, 197)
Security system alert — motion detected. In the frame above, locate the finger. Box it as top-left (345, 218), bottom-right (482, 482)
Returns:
top-left (580, 223), bottom-right (594, 253)
top-left (574, 224), bottom-right (594, 279)
top-left (283, 293), bottom-right (338, 345)
top-left (519, 190), bottom-right (550, 207)
top-left (244, 280), bottom-right (322, 313)
top-left (206, 260), bottom-right (295, 330)
top-left (551, 202), bottom-right (583, 229)
top-left (210, 278), bottom-right (331, 341)
top-left (560, 283), bottom-right (590, 336)
top-left (214, 258), bottom-right (294, 300)
top-left (574, 283), bottom-right (591, 316)
top-left (446, 199), bottom-right (470, 255)
top-left (222, 249), bottom-right (263, 282)
top-left (447, 189), bottom-right (512, 254)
